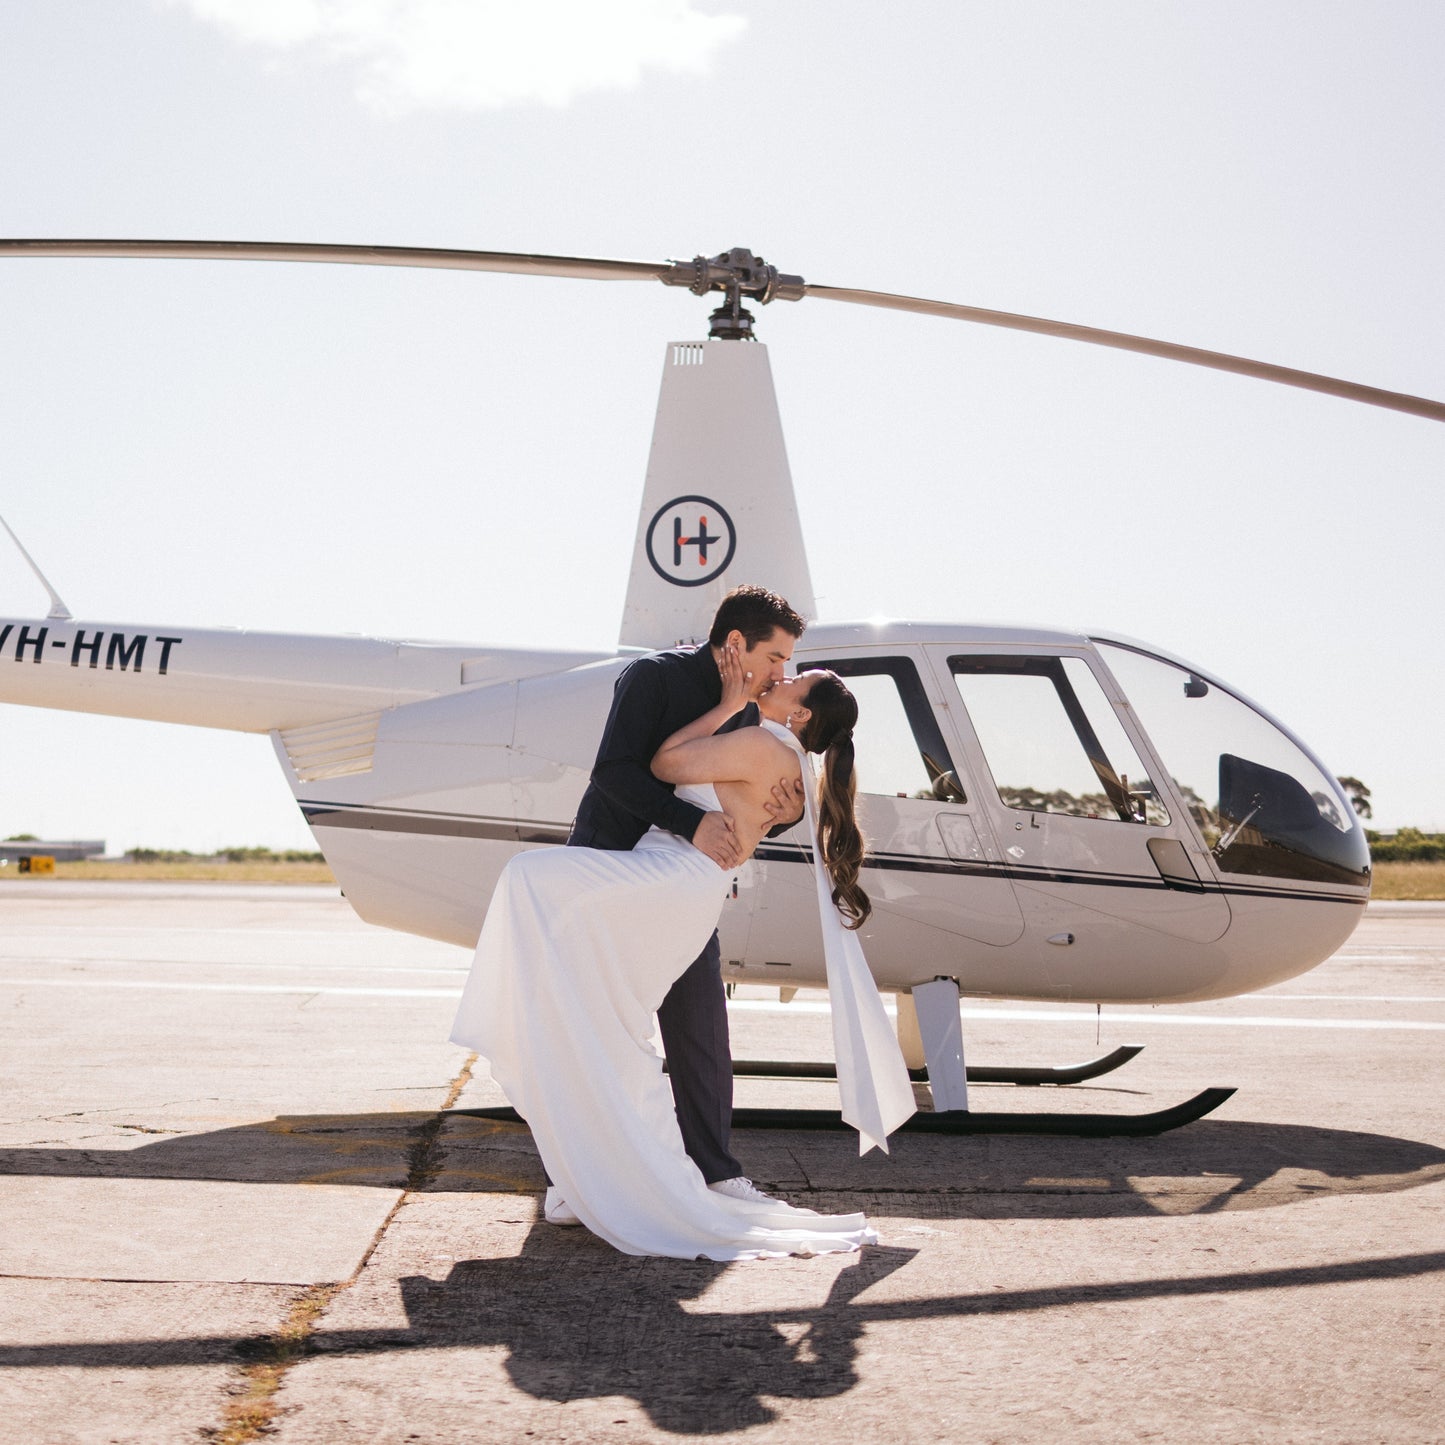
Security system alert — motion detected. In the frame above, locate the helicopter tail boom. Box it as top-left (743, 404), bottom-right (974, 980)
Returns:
top-left (0, 614), bottom-right (608, 733)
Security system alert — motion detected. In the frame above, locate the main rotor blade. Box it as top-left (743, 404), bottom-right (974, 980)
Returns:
top-left (7, 239), bottom-right (1441, 422)
top-left (0, 238), bottom-right (671, 284)
top-left (805, 283), bottom-right (1445, 423)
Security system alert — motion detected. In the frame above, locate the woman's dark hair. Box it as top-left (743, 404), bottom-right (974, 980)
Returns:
top-left (708, 584), bottom-right (806, 649)
top-left (796, 672), bottom-right (871, 930)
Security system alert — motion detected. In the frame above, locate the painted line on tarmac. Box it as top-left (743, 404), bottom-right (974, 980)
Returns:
top-left (729, 1001), bottom-right (1445, 1031)
top-left (0, 977), bottom-right (461, 999)
top-left (5, 976), bottom-right (1445, 1030)
top-left (1333, 953), bottom-right (1442, 962)
top-left (1267, 993), bottom-right (1445, 1003)
top-left (0, 956), bottom-right (467, 976)
top-left (0, 927), bottom-right (412, 939)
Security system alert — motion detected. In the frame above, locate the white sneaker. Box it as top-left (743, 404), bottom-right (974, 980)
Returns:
top-left (543, 1186), bottom-right (581, 1226)
top-left (707, 1176), bottom-right (777, 1205)
top-left (709, 1175), bottom-right (821, 1216)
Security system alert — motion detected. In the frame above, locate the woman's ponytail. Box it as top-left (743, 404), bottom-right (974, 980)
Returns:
top-left (798, 673), bottom-right (872, 930)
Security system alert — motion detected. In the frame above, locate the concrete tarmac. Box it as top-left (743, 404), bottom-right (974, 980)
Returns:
top-left (1, 884), bottom-right (1442, 1443)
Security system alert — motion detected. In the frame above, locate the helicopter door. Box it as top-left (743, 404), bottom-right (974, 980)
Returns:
top-left (932, 649), bottom-right (1231, 945)
top-left (802, 652), bottom-right (1025, 948)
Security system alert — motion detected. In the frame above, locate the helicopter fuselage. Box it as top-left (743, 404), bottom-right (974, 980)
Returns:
top-left (0, 612), bottom-right (1369, 1005)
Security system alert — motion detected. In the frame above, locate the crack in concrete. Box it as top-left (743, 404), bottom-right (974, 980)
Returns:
top-left (200, 1053), bottom-right (477, 1443)
top-left (43, 1097), bottom-right (220, 1121)
top-left (785, 1144), bottom-right (813, 1189)
top-left (202, 1281), bottom-right (342, 1445)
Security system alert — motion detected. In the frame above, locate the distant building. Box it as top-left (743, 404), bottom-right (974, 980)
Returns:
top-left (0, 839), bottom-right (106, 863)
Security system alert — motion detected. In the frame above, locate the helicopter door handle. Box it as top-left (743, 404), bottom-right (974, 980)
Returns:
top-left (1147, 837), bottom-right (1207, 892)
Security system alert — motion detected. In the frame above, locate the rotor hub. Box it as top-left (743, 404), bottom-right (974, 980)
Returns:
top-left (661, 247), bottom-right (805, 339)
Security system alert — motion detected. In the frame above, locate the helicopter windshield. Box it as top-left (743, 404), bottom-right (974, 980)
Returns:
top-left (1095, 642), bottom-right (1370, 887)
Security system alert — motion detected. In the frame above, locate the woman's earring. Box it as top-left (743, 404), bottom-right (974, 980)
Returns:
top-left (785, 713), bottom-right (795, 730)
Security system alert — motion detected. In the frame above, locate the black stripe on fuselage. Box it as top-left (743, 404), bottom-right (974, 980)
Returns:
top-left (298, 800), bottom-right (1366, 907)
top-left (754, 841), bottom-right (1366, 906)
top-left (299, 801), bottom-right (569, 846)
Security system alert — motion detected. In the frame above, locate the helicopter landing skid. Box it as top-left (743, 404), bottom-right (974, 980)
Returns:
top-left (721, 1043), bottom-right (1146, 1088)
top-left (458, 1086), bottom-right (1234, 1140)
top-left (728, 1086), bottom-right (1235, 1137)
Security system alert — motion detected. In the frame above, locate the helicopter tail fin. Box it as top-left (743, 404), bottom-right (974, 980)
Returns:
top-left (618, 340), bottom-right (815, 649)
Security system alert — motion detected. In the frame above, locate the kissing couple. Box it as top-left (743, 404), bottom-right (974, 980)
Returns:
top-left (451, 584), bottom-right (912, 1259)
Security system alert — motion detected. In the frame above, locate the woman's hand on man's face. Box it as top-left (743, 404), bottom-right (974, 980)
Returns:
top-left (719, 641), bottom-right (752, 711)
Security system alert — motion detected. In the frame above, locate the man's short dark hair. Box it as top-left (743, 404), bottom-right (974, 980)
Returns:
top-left (708, 585), bottom-right (806, 648)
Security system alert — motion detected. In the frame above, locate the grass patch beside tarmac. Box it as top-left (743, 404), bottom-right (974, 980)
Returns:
top-left (0, 859), bottom-right (337, 884)
top-left (1371, 861), bottom-right (1445, 900)
top-left (5, 859), bottom-right (1441, 897)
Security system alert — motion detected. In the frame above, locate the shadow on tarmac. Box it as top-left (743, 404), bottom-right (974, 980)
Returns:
top-left (4, 1243), bottom-right (1445, 1433)
top-left (379, 1235), bottom-right (919, 1432)
top-left (3, 1111), bottom-right (1444, 1215)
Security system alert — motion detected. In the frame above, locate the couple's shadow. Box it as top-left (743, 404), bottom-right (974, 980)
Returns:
top-left (371, 1233), bottom-right (917, 1434)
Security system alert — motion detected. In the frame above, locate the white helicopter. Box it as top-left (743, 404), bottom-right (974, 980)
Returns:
top-left (4, 240), bottom-right (1442, 1134)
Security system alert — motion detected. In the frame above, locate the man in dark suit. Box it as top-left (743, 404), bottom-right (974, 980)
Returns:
top-left (546, 584), bottom-right (806, 1223)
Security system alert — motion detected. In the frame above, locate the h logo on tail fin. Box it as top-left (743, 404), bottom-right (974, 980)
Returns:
top-left (646, 495), bottom-right (737, 587)
top-left (673, 512), bottom-right (721, 567)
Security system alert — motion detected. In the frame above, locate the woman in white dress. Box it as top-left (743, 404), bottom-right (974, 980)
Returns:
top-left (450, 653), bottom-right (888, 1260)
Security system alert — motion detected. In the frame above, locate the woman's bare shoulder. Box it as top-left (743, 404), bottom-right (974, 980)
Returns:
top-left (738, 725), bottom-right (802, 773)
top-left (735, 724), bottom-right (796, 754)
top-left (699, 725), bottom-right (796, 780)
top-left (654, 719), bottom-right (794, 785)
top-left (706, 726), bottom-right (783, 768)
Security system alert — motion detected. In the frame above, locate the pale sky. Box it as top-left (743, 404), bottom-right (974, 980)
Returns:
top-left (1, 0), bottom-right (1442, 852)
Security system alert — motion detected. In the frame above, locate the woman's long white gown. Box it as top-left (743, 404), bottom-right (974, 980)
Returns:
top-left (449, 754), bottom-right (881, 1259)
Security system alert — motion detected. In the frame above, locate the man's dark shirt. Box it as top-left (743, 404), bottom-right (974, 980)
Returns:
top-left (570, 645), bottom-right (721, 852)
top-left (569, 645), bottom-right (764, 853)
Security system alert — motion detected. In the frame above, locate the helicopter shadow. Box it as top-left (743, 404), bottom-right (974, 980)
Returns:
top-left (2, 1109), bottom-right (1443, 1217)
top-left (748, 1107), bottom-right (1445, 1217)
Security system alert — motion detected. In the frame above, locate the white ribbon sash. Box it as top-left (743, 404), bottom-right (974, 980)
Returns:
top-left (781, 724), bottom-right (916, 1154)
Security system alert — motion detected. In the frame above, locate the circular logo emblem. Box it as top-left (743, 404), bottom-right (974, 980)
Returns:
top-left (643, 494), bottom-right (737, 588)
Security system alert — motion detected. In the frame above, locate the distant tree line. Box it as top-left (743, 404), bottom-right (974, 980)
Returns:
top-left (7, 834), bottom-right (324, 862)
top-left (1366, 828), bottom-right (1445, 863)
top-left (125, 846), bottom-right (325, 863)
top-left (1329, 777), bottom-right (1444, 860)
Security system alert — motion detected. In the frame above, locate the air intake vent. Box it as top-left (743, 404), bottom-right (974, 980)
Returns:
top-left (280, 712), bottom-right (382, 782)
top-left (672, 343), bottom-right (705, 366)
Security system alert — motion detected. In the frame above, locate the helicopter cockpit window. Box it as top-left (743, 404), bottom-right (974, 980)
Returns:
top-left (809, 657), bottom-right (964, 803)
top-left (949, 654), bottom-right (1169, 825)
top-left (1094, 641), bottom-right (1370, 886)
